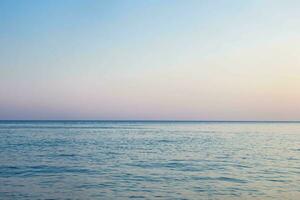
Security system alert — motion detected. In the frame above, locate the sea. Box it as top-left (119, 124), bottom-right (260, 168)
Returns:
top-left (0, 121), bottom-right (300, 199)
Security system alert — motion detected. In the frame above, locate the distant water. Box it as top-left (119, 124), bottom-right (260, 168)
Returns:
top-left (1, 121), bottom-right (300, 199)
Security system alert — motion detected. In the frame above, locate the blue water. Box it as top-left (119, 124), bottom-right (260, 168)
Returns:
top-left (0, 121), bottom-right (300, 199)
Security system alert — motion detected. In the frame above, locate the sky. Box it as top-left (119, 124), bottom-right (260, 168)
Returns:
top-left (0, 0), bottom-right (300, 120)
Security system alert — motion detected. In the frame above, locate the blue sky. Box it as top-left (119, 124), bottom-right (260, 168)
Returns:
top-left (1, 0), bottom-right (300, 120)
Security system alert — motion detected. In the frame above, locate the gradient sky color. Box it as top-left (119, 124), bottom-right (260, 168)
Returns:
top-left (1, 0), bottom-right (300, 120)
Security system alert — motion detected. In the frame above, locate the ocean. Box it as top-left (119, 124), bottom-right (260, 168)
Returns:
top-left (0, 121), bottom-right (300, 199)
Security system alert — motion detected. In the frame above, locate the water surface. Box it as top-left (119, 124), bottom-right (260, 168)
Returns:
top-left (0, 121), bottom-right (300, 199)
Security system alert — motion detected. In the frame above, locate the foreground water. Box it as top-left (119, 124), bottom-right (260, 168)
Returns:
top-left (0, 121), bottom-right (300, 199)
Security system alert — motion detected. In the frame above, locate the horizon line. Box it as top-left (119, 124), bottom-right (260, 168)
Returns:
top-left (0, 119), bottom-right (300, 123)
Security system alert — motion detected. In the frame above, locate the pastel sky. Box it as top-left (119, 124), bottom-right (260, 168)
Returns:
top-left (1, 0), bottom-right (300, 120)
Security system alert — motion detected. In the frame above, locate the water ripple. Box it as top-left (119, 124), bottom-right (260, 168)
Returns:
top-left (1, 121), bottom-right (300, 199)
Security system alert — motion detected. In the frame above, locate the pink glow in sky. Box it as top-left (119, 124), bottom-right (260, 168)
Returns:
top-left (1, 0), bottom-right (300, 120)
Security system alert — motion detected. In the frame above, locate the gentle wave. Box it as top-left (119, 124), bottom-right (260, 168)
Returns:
top-left (1, 121), bottom-right (300, 199)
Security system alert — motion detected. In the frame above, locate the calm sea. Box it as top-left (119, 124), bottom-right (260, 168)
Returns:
top-left (0, 121), bottom-right (300, 199)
